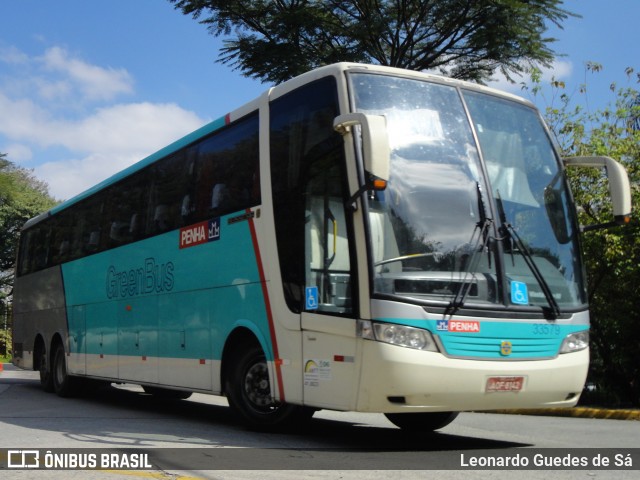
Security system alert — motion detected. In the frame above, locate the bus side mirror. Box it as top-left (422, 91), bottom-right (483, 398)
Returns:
top-left (334, 113), bottom-right (390, 211)
top-left (563, 156), bottom-right (632, 230)
top-left (334, 113), bottom-right (390, 183)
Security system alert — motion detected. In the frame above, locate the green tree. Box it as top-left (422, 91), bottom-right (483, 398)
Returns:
top-left (170, 0), bottom-right (575, 84)
top-left (533, 67), bottom-right (640, 406)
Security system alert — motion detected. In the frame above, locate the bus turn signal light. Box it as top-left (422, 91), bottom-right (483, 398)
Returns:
top-left (372, 178), bottom-right (387, 190)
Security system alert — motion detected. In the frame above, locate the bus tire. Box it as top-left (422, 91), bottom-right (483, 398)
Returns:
top-left (52, 342), bottom-right (77, 398)
top-left (384, 411), bottom-right (459, 432)
top-left (225, 344), bottom-right (312, 430)
top-left (38, 343), bottom-right (54, 393)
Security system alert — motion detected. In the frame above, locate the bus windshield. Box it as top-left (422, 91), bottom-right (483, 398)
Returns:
top-left (350, 73), bottom-right (586, 312)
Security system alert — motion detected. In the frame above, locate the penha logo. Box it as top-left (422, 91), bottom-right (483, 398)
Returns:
top-left (180, 218), bottom-right (220, 249)
top-left (448, 320), bottom-right (480, 333)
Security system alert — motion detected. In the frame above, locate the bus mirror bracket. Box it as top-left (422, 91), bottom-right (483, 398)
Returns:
top-left (334, 113), bottom-right (390, 210)
top-left (563, 156), bottom-right (632, 230)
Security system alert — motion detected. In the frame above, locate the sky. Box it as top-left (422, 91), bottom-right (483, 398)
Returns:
top-left (0, 0), bottom-right (638, 200)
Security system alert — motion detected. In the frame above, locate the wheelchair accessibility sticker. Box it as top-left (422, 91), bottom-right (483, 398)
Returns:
top-left (511, 280), bottom-right (529, 305)
top-left (305, 287), bottom-right (319, 310)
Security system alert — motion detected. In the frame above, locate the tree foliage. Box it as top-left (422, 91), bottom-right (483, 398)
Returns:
top-left (170, 0), bottom-right (575, 84)
top-left (531, 66), bottom-right (640, 406)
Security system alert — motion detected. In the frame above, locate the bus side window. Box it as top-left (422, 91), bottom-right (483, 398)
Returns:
top-left (194, 113), bottom-right (259, 221)
top-left (305, 171), bottom-right (352, 312)
top-left (18, 228), bottom-right (38, 275)
top-left (49, 211), bottom-right (71, 266)
top-left (103, 170), bottom-right (149, 246)
top-left (147, 151), bottom-right (190, 234)
top-left (65, 195), bottom-right (105, 257)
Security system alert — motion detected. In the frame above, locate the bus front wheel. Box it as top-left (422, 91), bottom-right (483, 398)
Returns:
top-left (384, 411), bottom-right (459, 431)
top-left (225, 344), bottom-right (312, 429)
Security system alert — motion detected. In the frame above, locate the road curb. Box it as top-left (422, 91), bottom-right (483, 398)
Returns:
top-left (492, 407), bottom-right (640, 421)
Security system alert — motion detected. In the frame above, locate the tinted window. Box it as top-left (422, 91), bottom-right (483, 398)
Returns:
top-left (195, 114), bottom-right (260, 220)
top-left (17, 112), bottom-right (260, 276)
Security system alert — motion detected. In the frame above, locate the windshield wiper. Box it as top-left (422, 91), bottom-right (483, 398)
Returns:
top-left (448, 182), bottom-right (493, 312)
top-left (495, 193), bottom-right (560, 318)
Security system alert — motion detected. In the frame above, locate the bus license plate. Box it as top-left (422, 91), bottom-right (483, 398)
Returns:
top-left (486, 376), bottom-right (524, 392)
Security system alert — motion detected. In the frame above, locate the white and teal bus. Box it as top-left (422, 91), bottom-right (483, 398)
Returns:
top-left (12, 63), bottom-right (631, 430)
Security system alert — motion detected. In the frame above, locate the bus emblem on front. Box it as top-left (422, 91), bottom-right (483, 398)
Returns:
top-left (500, 341), bottom-right (513, 356)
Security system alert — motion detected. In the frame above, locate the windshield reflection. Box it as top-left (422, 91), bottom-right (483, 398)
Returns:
top-left (350, 73), bottom-right (586, 312)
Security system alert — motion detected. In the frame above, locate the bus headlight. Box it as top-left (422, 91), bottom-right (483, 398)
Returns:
top-left (357, 320), bottom-right (438, 351)
top-left (559, 330), bottom-right (589, 353)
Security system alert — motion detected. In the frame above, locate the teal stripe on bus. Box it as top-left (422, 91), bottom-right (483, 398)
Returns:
top-left (374, 317), bottom-right (587, 359)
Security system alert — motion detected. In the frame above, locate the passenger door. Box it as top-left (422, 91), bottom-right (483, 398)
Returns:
top-left (270, 76), bottom-right (359, 410)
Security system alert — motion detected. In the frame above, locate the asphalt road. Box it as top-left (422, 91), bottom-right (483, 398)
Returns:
top-left (0, 363), bottom-right (638, 480)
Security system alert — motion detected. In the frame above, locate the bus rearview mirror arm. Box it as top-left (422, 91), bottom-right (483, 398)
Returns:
top-left (334, 113), bottom-right (390, 211)
top-left (563, 156), bottom-right (632, 230)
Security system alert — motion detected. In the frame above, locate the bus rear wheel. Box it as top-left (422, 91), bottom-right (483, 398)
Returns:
top-left (225, 344), bottom-right (312, 430)
top-left (384, 411), bottom-right (459, 431)
top-left (52, 343), bottom-right (78, 397)
top-left (38, 345), bottom-right (54, 393)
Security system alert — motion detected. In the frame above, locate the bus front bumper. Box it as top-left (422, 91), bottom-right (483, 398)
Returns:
top-left (355, 340), bottom-right (589, 413)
